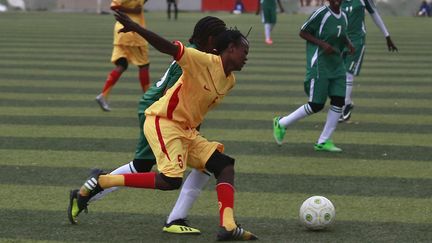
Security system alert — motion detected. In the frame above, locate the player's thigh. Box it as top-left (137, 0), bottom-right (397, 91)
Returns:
top-left (187, 134), bottom-right (224, 171)
top-left (344, 40), bottom-right (365, 76)
top-left (111, 45), bottom-right (149, 66)
top-left (134, 113), bottom-right (156, 160)
top-left (128, 46), bottom-right (150, 66)
top-left (304, 77), bottom-right (328, 104)
top-left (144, 116), bottom-right (188, 178)
top-left (329, 76), bottom-right (346, 98)
top-left (111, 45), bottom-right (127, 63)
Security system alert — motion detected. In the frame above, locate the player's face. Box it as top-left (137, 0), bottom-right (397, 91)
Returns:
top-left (329, 0), bottom-right (343, 12)
top-left (231, 38), bottom-right (249, 71)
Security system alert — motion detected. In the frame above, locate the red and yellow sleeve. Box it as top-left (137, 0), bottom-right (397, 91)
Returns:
top-left (173, 41), bottom-right (185, 61)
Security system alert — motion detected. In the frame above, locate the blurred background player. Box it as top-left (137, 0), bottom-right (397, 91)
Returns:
top-left (339, 0), bottom-right (398, 122)
top-left (233, 0), bottom-right (245, 14)
top-left (167, 0), bottom-right (178, 20)
top-left (95, 0), bottom-right (151, 111)
top-left (417, 0), bottom-right (431, 17)
top-left (68, 16), bottom-right (228, 235)
top-left (256, 0), bottom-right (284, 45)
top-left (273, 0), bottom-right (354, 152)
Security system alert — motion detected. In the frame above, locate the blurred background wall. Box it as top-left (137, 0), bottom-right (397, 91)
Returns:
top-left (0, 0), bottom-right (422, 16)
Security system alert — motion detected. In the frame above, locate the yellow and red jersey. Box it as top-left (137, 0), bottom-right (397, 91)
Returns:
top-left (145, 42), bottom-right (236, 129)
top-left (111, 0), bottom-right (147, 46)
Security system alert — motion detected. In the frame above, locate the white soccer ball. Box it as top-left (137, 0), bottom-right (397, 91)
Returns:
top-left (299, 196), bottom-right (335, 230)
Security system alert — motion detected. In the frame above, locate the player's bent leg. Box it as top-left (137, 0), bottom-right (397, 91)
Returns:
top-left (89, 159), bottom-right (155, 202)
top-left (205, 151), bottom-right (258, 241)
top-left (156, 173), bottom-right (182, 190)
top-left (163, 169), bottom-right (211, 234)
top-left (316, 97), bottom-right (343, 152)
top-left (340, 73), bottom-right (355, 122)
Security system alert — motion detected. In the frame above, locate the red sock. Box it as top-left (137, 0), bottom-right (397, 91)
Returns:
top-left (139, 67), bottom-right (150, 92)
top-left (102, 70), bottom-right (121, 96)
top-left (123, 172), bottom-right (156, 189)
top-left (216, 183), bottom-right (235, 227)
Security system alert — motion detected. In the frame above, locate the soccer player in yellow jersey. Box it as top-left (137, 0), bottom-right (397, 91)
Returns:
top-left (95, 0), bottom-right (151, 111)
top-left (73, 11), bottom-right (256, 241)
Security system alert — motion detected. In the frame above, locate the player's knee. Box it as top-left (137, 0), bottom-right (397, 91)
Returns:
top-left (330, 96), bottom-right (345, 108)
top-left (158, 173), bottom-right (182, 190)
top-left (115, 58), bottom-right (128, 70)
top-left (132, 159), bottom-right (156, 172)
top-left (204, 150), bottom-right (235, 178)
top-left (308, 102), bottom-right (324, 113)
top-left (138, 63), bottom-right (150, 69)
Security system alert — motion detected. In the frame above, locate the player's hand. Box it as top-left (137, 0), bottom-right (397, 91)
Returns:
top-left (114, 10), bottom-right (139, 33)
top-left (347, 43), bottom-right (355, 55)
top-left (386, 36), bottom-right (398, 52)
top-left (321, 42), bottom-right (335, 55)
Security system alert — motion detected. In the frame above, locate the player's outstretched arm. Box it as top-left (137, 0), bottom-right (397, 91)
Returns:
top-left (114, 10), bottom-right (178, 58)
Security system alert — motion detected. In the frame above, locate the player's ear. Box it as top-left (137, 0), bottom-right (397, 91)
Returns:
top-left (228, 42), bottom-right (236, 53)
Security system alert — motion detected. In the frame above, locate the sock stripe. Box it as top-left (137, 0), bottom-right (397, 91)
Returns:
top-left (304, 104), bottom-right (313, 115)
top-left (234, 227), bottom-right (244, 238)
top-left (84, 182), bottom-right (93, 191)
top-left (128, 161), bottom-right (137, 173)
top-left (330, 105), bottom-right (342, 113)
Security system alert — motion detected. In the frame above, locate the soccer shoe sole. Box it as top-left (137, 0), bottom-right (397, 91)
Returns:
top-left (162, 225), bottom-right (201, 235)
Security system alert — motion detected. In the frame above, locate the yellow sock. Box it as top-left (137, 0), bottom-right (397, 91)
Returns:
top-left (222, 207), bottom-right (236, 231)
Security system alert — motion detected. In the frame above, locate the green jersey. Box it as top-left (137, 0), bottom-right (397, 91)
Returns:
top-left (137, 61), bottom-right (182, 114)
top-left (137, 44), bottom-right (197, 114)
top-left (301, 6), bottom-right (348, 78)
top-left (341, 0), bottom-right (376, 40)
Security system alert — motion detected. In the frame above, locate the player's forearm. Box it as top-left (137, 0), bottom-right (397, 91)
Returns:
top-left (134, 27), bottom-right (178, 57)
top-left (370, 12), bottom-right (389, 37)
top-left (300, 31), bottom-right (324, 47)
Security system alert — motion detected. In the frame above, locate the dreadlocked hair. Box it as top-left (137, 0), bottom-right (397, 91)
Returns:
top-left (189, 16), bottom-right (227, 48)
top-left (214, 28), bottom-right (249, 53)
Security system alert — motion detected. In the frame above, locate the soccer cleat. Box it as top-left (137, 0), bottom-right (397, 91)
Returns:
top-left (68, 188), bottom-right (92, 224)
top-left (162, 218), bottom-right (201, 234)
top-left (339, 103), bottom-right (354, 122)
top-left (217, 225), bottom-right (258, 241)
top-left (265, 38), bottom-right (273, 45)
top-left (95, 94), bottom-right (111, 112)
top-left (67, 189), bottom-right (81, 224)
top-left (314, 140), bottom-right (342, 152)
top-left (273, 116), bottom-right (286, 146)
top-left (72, 168), bottom-right (105, 221)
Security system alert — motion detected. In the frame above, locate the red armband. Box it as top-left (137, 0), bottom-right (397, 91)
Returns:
top-left (110, 5), bottom-right (121, 10)
top-left (173, 40), bottom-right (184, 61)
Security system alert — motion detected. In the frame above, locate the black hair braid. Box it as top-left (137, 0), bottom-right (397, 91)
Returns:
top-left (188, 16), bottom-right (227, 47)
top-left (214, 28), bottom-right (248, 53)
